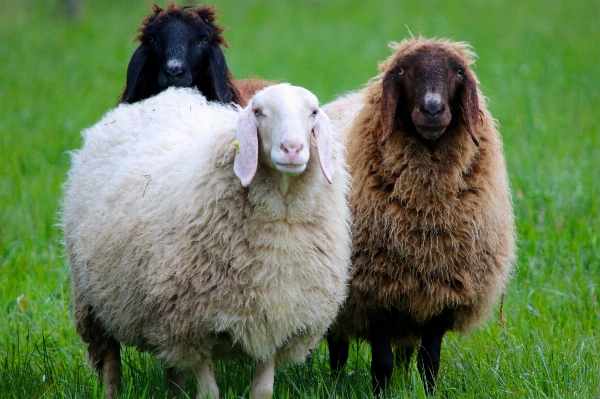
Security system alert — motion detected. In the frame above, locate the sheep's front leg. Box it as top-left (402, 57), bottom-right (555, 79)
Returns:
top-left (195, 358), bottom-right (219, 399)
top-left (326, 330), bottom-right (349, 379)
top-left (166, 367), bottom-right (187, 397)
top-left (251, 357), bottom-right (275, 399)
top-left (369, 317), bottom-right (393, 397)
top-left (417, 312), bottom-right (452, 396)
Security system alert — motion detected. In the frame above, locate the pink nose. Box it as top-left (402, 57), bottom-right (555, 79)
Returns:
top-left (281, 140), bottom-right (303, 156)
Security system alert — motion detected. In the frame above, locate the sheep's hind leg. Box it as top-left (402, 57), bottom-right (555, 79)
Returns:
top-left (369, 317), bottom-right (393, 397)
top-left (196, 357), bottom-right (219, 399)
top-left (99, 344), bottom-right (122, 399)
top-left (166, 367), bottom-right (187, 397)
top-left (77, 307), bottom-right (121, 399)
top-left (250, 357), bottom-right (275, 399)
top-left (417, 312), bottom-right (452, 396)
top-left (326, 330), bottom-right (349, 379)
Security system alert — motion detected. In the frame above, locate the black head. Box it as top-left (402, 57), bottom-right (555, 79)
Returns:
top-left (380, 39), bottom-right (479, 146)
top-left (120, 3), bottom-right (234, 104)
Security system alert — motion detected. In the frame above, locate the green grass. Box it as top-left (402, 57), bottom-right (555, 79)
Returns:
top-left (1, 0), bottom-right (599, 397)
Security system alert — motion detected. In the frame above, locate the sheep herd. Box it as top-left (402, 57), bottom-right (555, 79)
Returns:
top-left (60, 3), bottom-right (516, 399)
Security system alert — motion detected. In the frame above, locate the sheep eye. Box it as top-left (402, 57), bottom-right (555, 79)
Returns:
top-left (457, 69), bottom-right (464, 77)
top-left (148, 36), bottom-right (154, 43)
top-left (253, 109), bottom-right (261, 116)
top-left (202, 37), bottom-right (209, 44)
top-left (312, 110), bottom-right (318, 116)
top-left (397, 68), bottom-right (404, 75)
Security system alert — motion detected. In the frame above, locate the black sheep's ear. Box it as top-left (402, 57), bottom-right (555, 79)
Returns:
top-left (458, 70), bottom-right (480, 146)
top-left (380, 71), bottom-right (401, 145)
top-left (122, 44), bottom-right (150, 103)
top-left (207, 43), bottom-right (233, 104)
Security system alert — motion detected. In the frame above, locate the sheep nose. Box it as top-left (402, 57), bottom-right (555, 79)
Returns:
top-left (281, 140), bottom-right (304, 156)
top-left (164, 64), bottom-right (185, 80)
top-left (421, 102), bottom-right (444, 118)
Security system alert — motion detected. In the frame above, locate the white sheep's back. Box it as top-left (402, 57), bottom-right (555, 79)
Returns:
top-left (63, 87), bottom-right (351, 369)
top-left (323, 91), bottom-right (366, 145)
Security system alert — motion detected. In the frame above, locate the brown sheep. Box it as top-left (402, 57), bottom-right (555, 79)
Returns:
top-left (325, 37), bottom-right (516, 396)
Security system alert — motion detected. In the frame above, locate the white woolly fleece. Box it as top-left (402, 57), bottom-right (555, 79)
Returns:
top-left (62, 87), bottom-right (351, 369)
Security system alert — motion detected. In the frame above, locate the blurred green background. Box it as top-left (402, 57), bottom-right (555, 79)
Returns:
top-left (1, 0), bottom-right (599, 397)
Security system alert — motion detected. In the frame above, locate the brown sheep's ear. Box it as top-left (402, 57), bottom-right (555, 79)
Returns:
top-left (459, 71), bottom-right (480, 146)
top-left (380, 71), bottom-right (400, 145)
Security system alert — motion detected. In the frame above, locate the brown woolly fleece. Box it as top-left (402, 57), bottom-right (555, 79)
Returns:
top-left (235, 78), bottom-right (277, 107)
top-left (332, 38), bottom-right (516, 344)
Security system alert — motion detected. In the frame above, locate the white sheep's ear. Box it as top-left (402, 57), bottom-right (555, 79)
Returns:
top-left (313, 108), bottom-right (334, 183)
top-left (234, 107), bottom-right (259, 187)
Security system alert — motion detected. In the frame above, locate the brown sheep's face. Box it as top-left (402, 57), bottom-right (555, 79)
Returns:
top-left (381, 43), bottom-right (479, 146)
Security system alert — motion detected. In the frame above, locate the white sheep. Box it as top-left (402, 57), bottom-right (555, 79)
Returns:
top-left (62, 84), bottom-right (351, 399)
top-left (323, 91), bottom-right (365, 143)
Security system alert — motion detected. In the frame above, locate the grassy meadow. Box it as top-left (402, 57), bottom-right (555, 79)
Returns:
top-left (1, 0), bottom-right (599, 397)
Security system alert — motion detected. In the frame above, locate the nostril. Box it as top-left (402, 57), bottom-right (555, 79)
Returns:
top-left (165, 65), bottom-right (185, 79)
top-left (281, 141), bottom-right (303, 155)
top-left (421, 103), bottom-right (444, 118)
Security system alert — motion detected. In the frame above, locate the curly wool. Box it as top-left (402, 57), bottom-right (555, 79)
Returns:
top-left (63, 87), bottom-right (351, 369)
top-left (332, 38), bottom-right (516, 342)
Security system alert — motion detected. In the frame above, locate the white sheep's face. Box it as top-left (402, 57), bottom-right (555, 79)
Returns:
top-left (234, 84), bottom-right (334, 187)
top-left (252, 87), bottom-right (318, 176)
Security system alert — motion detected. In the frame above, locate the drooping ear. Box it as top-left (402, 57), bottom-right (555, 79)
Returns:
top-left (234, 107), bottom-right (259, 186)
top-left (380, 71), bottom-right (401, 145)
top-left (122, 44), bottom-right (150, 103)
top-left (458, 70), bottom-right (480, 146)
top-left (313, 109), bottom-right (334, 183)
top-left (207, 44), bottom-right (233, 104)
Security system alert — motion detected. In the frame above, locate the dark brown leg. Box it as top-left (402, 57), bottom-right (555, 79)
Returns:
top-left (326, 330), bottom-right (349, 380)
top-left (99, 344), bottom-right (122, 399)
top-left (417, 312), bottom-right (452, 396)
top-left (76, 305), bottom-right (122, 399)
top-left (369, 317), bottom-right (393, 397)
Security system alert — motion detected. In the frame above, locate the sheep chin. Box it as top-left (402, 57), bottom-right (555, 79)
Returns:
top-left (274, 162), bottom-right (307, 177)
top-left (414, 124), bottom-right (448, 140)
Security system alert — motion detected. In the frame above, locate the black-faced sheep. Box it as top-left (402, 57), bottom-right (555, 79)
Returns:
top-left (62, 84), bottom-right (351, 399)
top-left (119, 3), bottom-right (242, 104)
top-left (325, 37), bottom-right (516, 396)
top-left (119, 3), bottom-right (275, 107)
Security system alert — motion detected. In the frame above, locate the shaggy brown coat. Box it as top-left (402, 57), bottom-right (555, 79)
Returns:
top-left (332, 38), bottom-right (516, 345)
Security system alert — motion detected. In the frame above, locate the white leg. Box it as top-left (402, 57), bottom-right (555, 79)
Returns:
top-left (196, 357), bottom-right (219, 399)
top-left (250, 357), bottom-right (275, 399)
